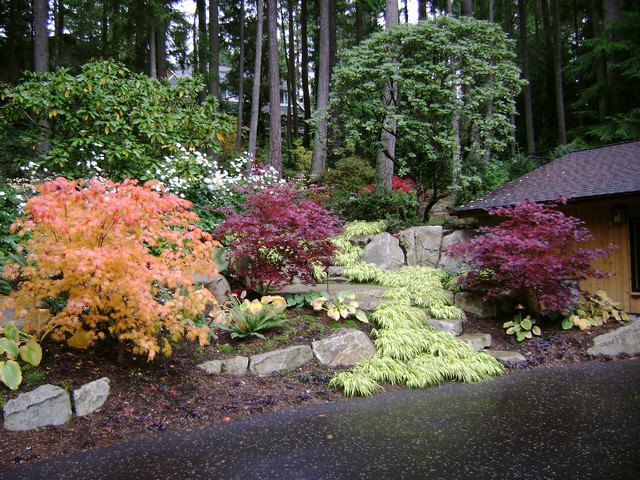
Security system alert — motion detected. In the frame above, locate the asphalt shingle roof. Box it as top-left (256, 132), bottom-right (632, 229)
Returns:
top-left (454, 140), bottom-right (640, 216)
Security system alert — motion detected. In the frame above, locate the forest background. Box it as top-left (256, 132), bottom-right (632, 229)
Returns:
top-left (1, 0), bottom-right (639, 210)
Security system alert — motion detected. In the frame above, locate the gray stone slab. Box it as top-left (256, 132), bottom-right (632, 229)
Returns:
top-left (73, 377), bottom-right (110, 417)
top-left (454, 291), bottom-right (497, 319)
top-left (425, 318), bottom-right (464, 336)
top-left (198, 360), bottom-right (223, 375)
top-left (485, 349), bottom-right (527, 364)
top-left (222, 356), bottom-right (249, 375)
top-left (360, 233), bottom-right (405, 271)
top-left (398, 226), bottom-right (443, 268)
top-left (312, 328), bottom-right (376, 367)
top-left (249, 345), bottom-right (313, 376)
top-left (3, 384), bottom-right (72, 431)
top-left (458, 333), bottom-right (492, 351)
top-left (587, 319), bottom-right (640, 357)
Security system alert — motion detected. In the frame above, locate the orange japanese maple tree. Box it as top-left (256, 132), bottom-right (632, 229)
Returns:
top-left (1, 177), bottom-right (220, 361)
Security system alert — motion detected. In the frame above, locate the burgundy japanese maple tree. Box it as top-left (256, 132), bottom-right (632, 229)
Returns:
top-left (447, 200), bottom-right (612, 313)
top-left (214, 182), bottom-right (343, 293)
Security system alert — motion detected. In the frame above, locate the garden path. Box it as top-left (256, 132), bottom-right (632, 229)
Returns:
top-left (4, 359), bottom-right (639, 480)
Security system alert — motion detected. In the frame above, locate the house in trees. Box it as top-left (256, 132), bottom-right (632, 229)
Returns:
top-left (453, 141), bottom-right (640, 314)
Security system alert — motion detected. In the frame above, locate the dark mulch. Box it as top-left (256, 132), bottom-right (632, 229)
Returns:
top-left (0, 307), bottom-right (633, 471)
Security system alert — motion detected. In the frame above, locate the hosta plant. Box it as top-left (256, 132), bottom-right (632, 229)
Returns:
top-left (0, 321), bottom-right (43, 390)
top-left (213, 292), bottom-right (288, 339)
top-left (310, 291), bottom-right (368, 323)
top-left (503, 315), bottom-right (542, 341)
top-left (561, 290), bottom-right (630, 330)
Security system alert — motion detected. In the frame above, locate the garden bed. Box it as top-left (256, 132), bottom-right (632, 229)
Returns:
top-left (0, 308), bottom-right (633, 471)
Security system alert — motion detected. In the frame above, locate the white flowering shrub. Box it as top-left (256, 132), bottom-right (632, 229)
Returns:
top-left (150, 145), bottom-right (284, 231)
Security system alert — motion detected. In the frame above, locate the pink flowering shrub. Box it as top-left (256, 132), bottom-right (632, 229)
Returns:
top-left (214, 182), bottom-right (343, 293)
top-left (447, 200), bottom-right (612, 313)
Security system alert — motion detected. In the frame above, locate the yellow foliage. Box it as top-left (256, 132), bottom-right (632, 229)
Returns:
top-left (0, 177), bottom-right (221, 361)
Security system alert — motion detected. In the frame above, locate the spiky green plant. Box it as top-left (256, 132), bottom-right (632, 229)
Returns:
top-left (342, 220), bottom-right (388, 238)
top-left (312, 264), bottom-right (328, 282)
top-left (343, 262), bottom-right (382, 283)
top-left (329, 371), bottom-right (383, 397)
top-left (369, 301), bottom-right (428, 329)
top-left (428, 303), bottom-right (466, 321)
top-left (351, 356), bottom-right (409, 385)
top-left (332, 237), bottom-right (364, 266)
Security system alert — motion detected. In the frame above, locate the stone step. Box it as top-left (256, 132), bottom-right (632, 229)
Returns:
top-left (425, 318), bottom-right (464, 336)
top-left (485, 349), bottom-right (527, 365)
top-left (458, 333), bottom-right (491, 351)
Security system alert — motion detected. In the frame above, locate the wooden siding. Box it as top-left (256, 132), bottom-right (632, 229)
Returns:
top-left (563, 196), bottom-right (640, 314)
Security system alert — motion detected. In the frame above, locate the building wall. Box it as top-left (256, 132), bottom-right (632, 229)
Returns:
top-left (562, 195), bottom-right (640, 314)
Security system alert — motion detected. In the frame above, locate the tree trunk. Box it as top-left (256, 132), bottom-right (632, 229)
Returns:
top-left (209, 0), bottom-right (220, 103)
top-left (267, 0), bottom-right (282, 176)
top-left (33, 0), bottom-right (49, 73)
top-left (288, 0), bottom-right (298, 138)
top-left (7, 0), bottom-right (18, 82)
top-left (235, 0), bottom-right (246, 153)
top-left (311, 0), bottom-right (330, 177)
top-left (197, 0), bottom-right (207, 103)
top-left (519, 0), bottom-right (536, 152)
top-left (591, 0), bottom-right (607, 119)
top-left (550, 0), bottom-right (567, 144)
top-left (156, 5), bottom-right (168, 79)
top-left (281, 4), bottom-right (293, 166)
top-left (248, 0), bottom-right (264, 167)
top-left (461, 0), bottom-right (473, 16)
top-left (149, 15), bottom-right (157, 78)
top-left (604, 0), bottom-right (623, 114)
top-left (375, 0), bottom-right (398, 192)
top-left (55, 0), bottom-right (64, 67)
top-left (418, 0), bottom-right (427, 20)
top-left (301, 0), bottom-right (312, 147)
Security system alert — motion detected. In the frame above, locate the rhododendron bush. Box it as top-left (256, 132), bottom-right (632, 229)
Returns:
top-left (0, 177), bottom-right (221, 361)
top-left (447, 200), bottom-right (611, 313)
top-left (215, 183), bottom-right (343, 293)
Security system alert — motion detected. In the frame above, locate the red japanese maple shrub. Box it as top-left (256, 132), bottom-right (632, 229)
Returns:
top-left (447, 200), bottom-right (612, 313)
top-left (214, 182), bottom-right (343, 293)
top-left (1, 177), bottom-right (220, 361)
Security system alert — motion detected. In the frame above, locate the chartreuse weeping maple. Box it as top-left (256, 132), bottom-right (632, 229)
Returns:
top-left (0, 177), bottom-right (221, 361)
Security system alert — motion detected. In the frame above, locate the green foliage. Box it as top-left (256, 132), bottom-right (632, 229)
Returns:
top-left (0, 184), bottom-right (29, 296)
top-left (329, 371), bottom-right (384, 397)
top-left (282, 291), bottom-right (324, 309)
top-left (561, 290), bottom-right (630, 331)
top-left (331, 17), bottom-right (523, 211)
top-left (213, 293), bottom-right (289, 340)
top-left (0, 321), bottom-right (43, 390)
top-left (503, 315), bottom-right (542, 342)
top-left (0, 60), bottom-right (234, 182)
top-left (314, 156), bottom-right (375, 200)
top-left (342, 220), bottom-right (388, 238)
top-left (309, 291), bottom-right (368, 323)
top-left (342, 187), bottom-right (419, 225)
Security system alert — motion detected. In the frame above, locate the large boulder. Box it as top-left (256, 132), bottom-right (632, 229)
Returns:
top-left (398, 226), bottom-right (443, 268)
top-left (360, 233), bottom-right (405, 271)
top-left (4, 384), bottom-right (72, 431)
top-left (249, 346), bottom-right (313, 376)
top-left (312, 328), bottom-right (376, 367)
top-left (439, 229), bottom-right (475, 270)
top-left (587, 320), bottom-right (640, 357)
top-left (455, 291), bottom-right (497, 319)
top-left (191, 271), bottom-right (231, 305)
top-left (73, 377), bottom-right (110, 417)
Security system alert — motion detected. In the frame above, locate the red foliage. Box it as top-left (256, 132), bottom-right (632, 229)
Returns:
top-left (214, 182), bottom-right (343, 293)
top-left (358, 176), bottom-right (414, 194)
top-left (447, 200), bottom-right (612, 313)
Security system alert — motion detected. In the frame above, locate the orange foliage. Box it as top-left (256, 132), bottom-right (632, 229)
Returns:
top-left (1, 177), bottom-right (220, 360)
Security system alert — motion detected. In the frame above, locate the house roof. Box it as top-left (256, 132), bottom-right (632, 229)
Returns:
top-left (454, 140), bottom-right (640, 217)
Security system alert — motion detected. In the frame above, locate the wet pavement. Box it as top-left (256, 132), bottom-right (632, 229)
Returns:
top-left (2, 359), bottom-right (639, 480)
